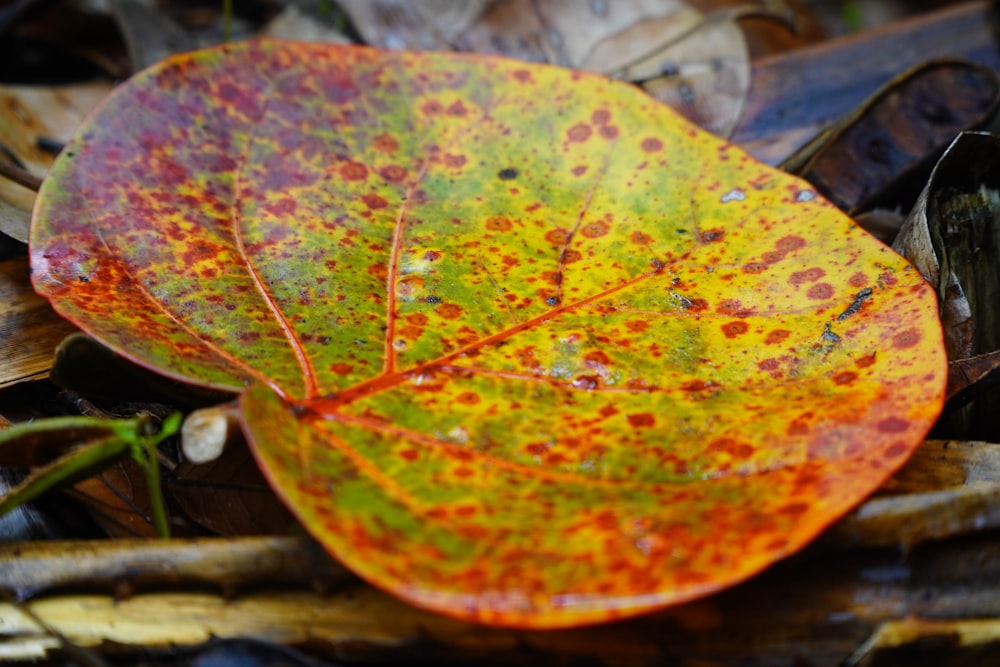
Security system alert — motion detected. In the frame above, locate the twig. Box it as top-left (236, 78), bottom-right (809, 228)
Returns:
top-left (0, 160), bottom-right (42, 192)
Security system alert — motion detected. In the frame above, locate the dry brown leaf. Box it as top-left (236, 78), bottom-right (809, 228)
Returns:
top-left (893, 131), bottom-right (1000, 439)
top-left (338, 0), bottom-right (752, 136)
top-left (66, 459), bottom-right (160, 539)
top-left (337, 0), bottom-right (490, 49)
top-left (169, 437), bottom-right (297, 537)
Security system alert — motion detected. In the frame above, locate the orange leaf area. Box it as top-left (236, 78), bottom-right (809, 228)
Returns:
top-left (30, 40), bottom-right (946, 627)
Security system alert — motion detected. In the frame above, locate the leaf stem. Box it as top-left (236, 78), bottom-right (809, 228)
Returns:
top-left (132, 412), bottom-right (182, 539)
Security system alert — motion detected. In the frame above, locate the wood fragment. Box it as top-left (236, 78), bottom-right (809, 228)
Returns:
top-left (0, 536), bottom-right (353, 602)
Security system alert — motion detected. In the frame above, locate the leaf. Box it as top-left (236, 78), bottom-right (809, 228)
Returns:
top-left (780, 59), bottom-right (1000, 216)
top-left (337, 0), bottom-right (753, 136)
top-left (893, 131), bottom-right (1000, 440)
top-left (29, 40), bottom-right (947, 627)
top-left (169, 433), bottom-right (298, 536)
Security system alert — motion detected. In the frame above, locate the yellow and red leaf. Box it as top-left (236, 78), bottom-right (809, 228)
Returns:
top-left (30, 40), bottom-right (946, 627)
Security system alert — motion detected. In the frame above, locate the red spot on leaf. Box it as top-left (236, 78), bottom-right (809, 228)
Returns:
top-left (600, 125), bottom-right (619, 139)
top-left (447, 100), bottom-right (468, 116)
top-left (585, 351), bottom-right (612, 367)
top-left (856, 353), bottom-right (877, 368)
top-left (849, 272), bottom-right (868, 287)
top-left (877, 417), bottom-right (909, 433)
top-left (627, 413), bottom-right (655, 427)
top-left (765, 329), bottom-right (790, 344)
top-left (444, 153), bottom-right (467, 168)
top-left (372, 133), bottom-right (398, 152)
top-left (421, 100), bottom-right (443, 115)
top-left (625, 320), bottom-right (649, 333)
top-left (545, 228), bottom-right (570, 245)
top-left (379, 165), bottom-right (407, 183)
top-left (400, 449), bottom-right (419, 462)
top-left (631, 231), bottom-right (652, 245)
top-left (832, 371), bottom-right (857, 385)
top-left (758, 358), bottom-right (779, 371)
top-left (435, 303), bottom-right (464, 319)
top-left (592, 109), bottom-right (610, 124)
top-left (761, 251), bottom-right (783, 263)
top-left (787, 418), bottom-right (810, 435)
top-left (330, 362), bottom-right (353, 375)
top-left (485, 216), bottom-right (513, 232)
top-left (807, 283), bottom-right (834, 299)
top-left (709, 438), bottom-right (754, 458)
top-left (884, 441), bottom-right (909, 458)
top-left (776, 235), bottom-right (806, 253)
top-left (572, 165), bottom-right (588, 176)
top-left (686, 298), bottom-right (709, 312)
top-left (789, 267), bottom-right (826, 285)
top-left (512, 69), bottom-right (533, 83)
top-left (641, 137), bottom-right (663, 152)
top-left (716, 299), bottom-right (750, 316)
top-left (893, 329), bottom-right (920, 348)
top-left (680, 379), bottom-right (717, 392)
top-left (722, 321), bottom-right (749, 338)
top-left (581, 221), bottom-right (610, 238)
top-left (341, 161), bottom-right (368, 181)
top-left (567, 124), bottom-right (592, 142)
top-left (361, 193), bottom-right (388, 209)
top-left (455, 392), bottom-right (480, 405)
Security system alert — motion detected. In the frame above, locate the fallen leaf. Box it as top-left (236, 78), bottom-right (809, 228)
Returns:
top-left (893, 131), bottom-right (1000, 439)
top-left (170, 434), bottom-right (298, 536)
top-left (780, 59), bottom-right (1000, 216)
top-left (67, 459), bottom-right (161, 539)
top-left (29, 41), bottom-right (947, 627)
top-left (338, 0), bottom-right (753, 136)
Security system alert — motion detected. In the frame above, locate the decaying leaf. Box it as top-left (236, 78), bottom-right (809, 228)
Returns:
top-left (338, 0), bottom-right (754, 136)
top-left (893, 131), bottom-right (1000, 439)
top-left (67, 459), bottom-right (161, 539)
top-left (781, 59), bottom-right (1000, 217)
top-left (170, 432), bottom-right (298, 536)
top-left (29, 40), bottom-right (946, 627)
